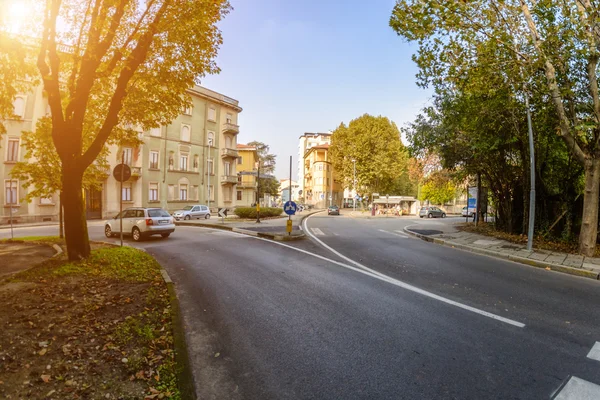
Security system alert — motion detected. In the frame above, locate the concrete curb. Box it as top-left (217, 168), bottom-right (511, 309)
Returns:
top-left (403, 227), bottom-right (600, 281)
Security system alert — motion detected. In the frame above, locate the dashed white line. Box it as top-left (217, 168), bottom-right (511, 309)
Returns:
top-left (587, 342), bottom-right (600, 362)
top-left (553, 376), bottom-right (600, 400)
top-left (301, 213), bottom-right (525, 328)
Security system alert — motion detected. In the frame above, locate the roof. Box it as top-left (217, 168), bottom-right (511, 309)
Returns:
top-left (311, 144), bottom-right (330, 150)
top-left (299, 132), bottom-right (332, 138)
top-left (236, 144), bottom-right (256, 150)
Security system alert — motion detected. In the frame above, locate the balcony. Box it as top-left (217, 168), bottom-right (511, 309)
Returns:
top-left (222, 122), bottom-right (239, 135)
top-left (221, 148), bottom-right (239, 159)
top-left (130, 166), bottom-right (142, 180)
top-left (221, 175), bottom-right (237, 185)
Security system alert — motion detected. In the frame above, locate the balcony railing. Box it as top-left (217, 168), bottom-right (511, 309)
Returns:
top-left (222, 122), bottom-right (239, 135)
top-left (221, 148), bottom-right (239, 158)
top-left (220, 175), bottom-right (237, 185)
top-left (130, 166), bottom-right (142, 179)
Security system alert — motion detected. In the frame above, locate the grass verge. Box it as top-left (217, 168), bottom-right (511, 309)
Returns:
top-left (0, 246), bottom-right (181, 399)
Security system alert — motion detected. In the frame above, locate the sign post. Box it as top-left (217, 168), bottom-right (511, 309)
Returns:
top-left (284, 200), bottom-right (297, 236)
top-left (9, 179), bottom-right (14, 239)
top-left (218, 208), bottom-right (227, 223)
top-left (113, 155), bottom-right (131, 247)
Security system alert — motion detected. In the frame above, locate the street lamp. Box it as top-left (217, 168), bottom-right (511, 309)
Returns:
top-left (352, 159), bottom-right (356, 212)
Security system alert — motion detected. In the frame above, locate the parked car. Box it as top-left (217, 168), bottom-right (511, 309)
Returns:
top-left (104, 207), bottom-right (175, 241)
top-left (328, 205), bottom-right (340, 215)
top-left (419, 206), bottom-right (446, 218)
top-left (172, 204), bottom-right (211, 221)
top-left (461, 206), bottom-right (475, 217)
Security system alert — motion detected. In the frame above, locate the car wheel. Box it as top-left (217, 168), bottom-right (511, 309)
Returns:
top-left (205, 214), bottom-right (210, 219)
top-left (104, 225), bottom-right (113, 238)
top-left (184, 215), bottom-right (191, 220)
top-left (132, 227), bottom-right (142, 242)
top-left (442, 213), bottom-right (446, 218)
top-left (420, 216), bottom-right (424, 218)
top-left (428, 213), bottom-right (433, 218)
top-left (161, 233), bottom-right (170, 238)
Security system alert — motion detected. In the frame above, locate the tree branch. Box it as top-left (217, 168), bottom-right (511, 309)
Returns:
top-left (67, 0), bottom-right (94, 98)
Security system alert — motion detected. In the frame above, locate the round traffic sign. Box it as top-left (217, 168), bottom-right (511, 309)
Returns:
top-left (113, 163), bottom-right (131, 182)
top-left (284, 201), bottom-right (297, 216)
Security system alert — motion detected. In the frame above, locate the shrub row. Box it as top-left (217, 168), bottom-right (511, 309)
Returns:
top-left (234, 207), bottom-right (282, 219)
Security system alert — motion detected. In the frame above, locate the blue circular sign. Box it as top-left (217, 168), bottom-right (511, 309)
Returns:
top-left (284, 201), bottom-right (297, 215)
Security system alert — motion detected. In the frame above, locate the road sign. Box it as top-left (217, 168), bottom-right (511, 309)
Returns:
top-left (284, 201), bottom-right (297, 215)
top-left (113, 164), bottom-right (131, 182)
top-left (218, 208), bottom-right (227, 218)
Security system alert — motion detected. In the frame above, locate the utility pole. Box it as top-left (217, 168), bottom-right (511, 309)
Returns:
top-left (207, 141), bottom-right (211, 211)
top-left (352, 159), bottom-right (356, 212)
top-left (475, 172), bottom-right (481, 227)
top-left (256, 160), bottom-right (261, 223)
top-left (525, 92), bottom-right (536, 251)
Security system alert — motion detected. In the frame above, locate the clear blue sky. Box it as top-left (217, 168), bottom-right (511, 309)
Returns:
top-left (201, 0), bottom-right (432, 180)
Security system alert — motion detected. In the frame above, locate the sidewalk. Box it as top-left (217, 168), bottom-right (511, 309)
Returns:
top-left (404, 225), bottom-right (600, 280)
top-left (175, 209), bottom-right (324, 241)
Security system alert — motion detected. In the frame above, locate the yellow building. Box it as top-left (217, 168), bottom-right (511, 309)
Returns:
top-left (303, 144), bottom-right (343, 208)
top-left (236, 144), bottom-right (258, 207)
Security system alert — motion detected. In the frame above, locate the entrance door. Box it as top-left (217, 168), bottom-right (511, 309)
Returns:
top-left (86, 188), bottom-right (103, 219)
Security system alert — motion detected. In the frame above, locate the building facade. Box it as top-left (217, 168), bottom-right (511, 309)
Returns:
top-left (302, 144), bottom-right (343, 209)
top-left (235, 143), bottom-right (258, 207)
top-left (279, 179), bottom-right (300, 203)
top-left (1, 84), bottom-right (242, 224)
top-left (297, 132), bottom-right (331, 202)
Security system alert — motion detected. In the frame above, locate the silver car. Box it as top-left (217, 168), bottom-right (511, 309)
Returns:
top-left (104, 207), bottom-right (175, 241)
top-left (173, 204), bottom-right (211, 221)
top-left (419, 206), bottom-right (446, 218)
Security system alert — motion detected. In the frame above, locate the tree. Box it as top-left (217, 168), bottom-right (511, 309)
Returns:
top-left (329, 114), bottom-right (410, 196)
top-left (247, 141), bottom-right (278, 197)
top-left (32, 0), bottom-right (230, 260)
top-left (390, 0), bottom-right (600, 255)
top-left (419, 170), bottom-right (456, 206)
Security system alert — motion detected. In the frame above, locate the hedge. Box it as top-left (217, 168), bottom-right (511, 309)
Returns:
top-left (234, 207), bottom-right (282, 219)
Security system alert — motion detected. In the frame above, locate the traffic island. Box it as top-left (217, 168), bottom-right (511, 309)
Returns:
top-left (0, 240), bottom-right (184, 399)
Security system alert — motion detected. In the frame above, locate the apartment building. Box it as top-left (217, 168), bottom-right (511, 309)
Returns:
top-left (302, 144), bottom-right (343, 209)
top-left (235, 143), bottom-right (258, 207)
top-left (1, 84), bottom-right (242, 224)
top-left (279, 179), bottom-right (300, 203)
top-left (297, 132), bottom-right (331, 202)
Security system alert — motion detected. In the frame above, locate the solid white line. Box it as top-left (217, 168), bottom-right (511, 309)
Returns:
top-left (302, 213), bottom-right (525, 328)
top-left (553, 376), bottom-right (600, 400)
top-left (587, 342), bottom-right (600, 362)
top-left (377, 229), bottom-right (408, 239)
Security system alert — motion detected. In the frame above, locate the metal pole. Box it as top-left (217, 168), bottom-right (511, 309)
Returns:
top-left (330, 163), bottom-right (333, 207)
top-left (526, 92), bottom-right (536, 251)
top-left (353, 160), bottom-right (356, 212)
top-left (465, 183), bottom-right (469, 223)
top-left (289, 155), bottom-right (292, 236)
top-left (207, 142), bottom-right (211, 211)
top-left (9, 179), bottom-right (14, 239)
top-left (120, 152), bottom-right (124, 247)
top-left (256, 161), bottom-right (261, 223)
top-left (475, 172), bottom-right (482, 226)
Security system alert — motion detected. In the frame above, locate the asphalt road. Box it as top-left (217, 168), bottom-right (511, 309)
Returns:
top-left (2, 216), bottom-right (600, 399)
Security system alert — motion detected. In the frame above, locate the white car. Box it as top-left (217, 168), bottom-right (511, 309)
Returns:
top-left (173, 204), bottom-right (211, 221)
top-left (462, 206), bottom-right (476, 217)
top-left (104, 207), bottom-right (175, 241)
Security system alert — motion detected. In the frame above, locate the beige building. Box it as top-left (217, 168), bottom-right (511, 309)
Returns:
top-left (302, 144), bottom-right (343, 208)
top-left (297, 132), bottom-right (331, 202)
top-left (235, 143), bottom-right (258, 207)
top-left (1, 84), bottom-right (242, 224)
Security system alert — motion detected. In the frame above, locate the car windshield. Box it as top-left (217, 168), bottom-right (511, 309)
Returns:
top-left (182, 206), bottom-right (193, 211)
top-left (148, 209), bottom-right (170, 218)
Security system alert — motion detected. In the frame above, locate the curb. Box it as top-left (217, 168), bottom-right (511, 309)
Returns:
top-left (403, 227), bottom-right (600, 281)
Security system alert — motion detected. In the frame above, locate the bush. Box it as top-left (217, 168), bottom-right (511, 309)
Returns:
top-left (234, 207), bottom-right (282, 219)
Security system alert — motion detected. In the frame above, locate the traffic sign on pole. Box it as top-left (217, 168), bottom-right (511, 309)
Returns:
top-left (284, 201), bottom-right (297, 216)
top-left (113, 164), bottom-right (131, 182)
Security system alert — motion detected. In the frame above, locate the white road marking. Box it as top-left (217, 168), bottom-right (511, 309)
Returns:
top-left (311, 228), bottom-right (325, 236)
top-left (553, 376), bottom-right (600, 400)
top-left (377, 229), bottom-right (409, 239)
top-left (299, 213), bottom-right (525, 328)
top-left (587, 342), bottom-right (600, 362)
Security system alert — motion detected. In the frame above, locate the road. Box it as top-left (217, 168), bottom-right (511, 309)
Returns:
top-left (2, 214), bottom-right (600, 399)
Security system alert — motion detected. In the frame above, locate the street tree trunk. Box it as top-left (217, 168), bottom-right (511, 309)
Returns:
top-left (579, 159), bottom-right (600, 256)
top-left (62, 165), bottom-right (90, 260)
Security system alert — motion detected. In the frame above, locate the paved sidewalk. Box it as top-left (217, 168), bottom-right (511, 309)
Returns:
top-left (404, 225), bottom-right (600, 280)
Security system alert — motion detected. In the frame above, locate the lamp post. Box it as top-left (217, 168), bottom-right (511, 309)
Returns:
top-left (352, 159), bottom-right (356, 212)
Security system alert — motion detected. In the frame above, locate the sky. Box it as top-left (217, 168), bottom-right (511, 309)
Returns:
top-left (201, 0), bottom-right (433, 180)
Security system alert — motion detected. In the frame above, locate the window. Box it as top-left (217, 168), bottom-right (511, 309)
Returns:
top-left (237, 156), bottom-right (242, 165)
top-left (208, 185), bottom-right (214, 201)
top-left (208, 107), bottom-right (216, 122)
top-left (207, 131), bottom-right (214, 146)
top-left (181, 124), bottom-right (191, 142)
top-left (193, 155), bottom-right (199, 171)
top-left (318, 164), bottom-right (323, 171)
top-left (122, 148), bottom-right (133, 165)
top-left (237, 175), bottom-right (242, 184)
top-left (224, 186), bottom-right (232, 201)
top-left (224, 161), bottom-right (230, 176)
top-left (40, 197), bottom-right (53, 205)
top-left (183, 105), bottom-right (192, 115)
top-left (192, 185), bottom-right (199, 201)
top-left (180, 154), bottom-right (188, 171)
top-left (225, 136), bottom-right (232, 148)
top-left (122, 183), bottom-right (131, 201)
top-left (168, 152), bottom-right (174, 170)
top-left (149, 182), bottom-right (158, 201)
top-left (207, 158), bottom-right (213, 174)
top-left (150, 127), bottom-right (161, 137)
top-left (5, 180), bottom-right (18, 204)
top-left (13, 97), bottom-right (25, 118)
top-left (168, 184), bottom-right (175, 200)
top-left (226, 113), bottom-right (233, 124)
top-left (6, 138), bottom-right (19, 162)
top-left (180, 184), bottom-right (188, 200)
top-left (237, 190), bottom-right (242, 201)
top-left (150, 151), bottom-right (159, 169)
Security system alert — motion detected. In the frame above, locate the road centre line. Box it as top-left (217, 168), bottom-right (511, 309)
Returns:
top-left (265, 214), bottom-right (524, 328)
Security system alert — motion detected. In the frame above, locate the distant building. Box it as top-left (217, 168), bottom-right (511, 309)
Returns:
top-left (302, 144), bottom-right (343, 208)
top-left (279, 179), bottom-right (300, 203)
top-left (297, 132), bottom-right (331, 202)
top-left (235, 144), bottom-right (258, 207)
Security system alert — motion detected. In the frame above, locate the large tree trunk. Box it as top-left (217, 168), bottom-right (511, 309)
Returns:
top-left (62, 165), bottom-right (90, 260)
top-left (579, 159), bottom-right (600, 256)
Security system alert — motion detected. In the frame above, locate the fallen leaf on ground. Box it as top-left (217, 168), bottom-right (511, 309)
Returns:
top-left (38, 348), bottom-right (48, 356)
top-left (41, 374), bottom-right (51, 383)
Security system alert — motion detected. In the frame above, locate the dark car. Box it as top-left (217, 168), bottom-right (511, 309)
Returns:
top-left (328, 205), bottom-right (340, 215)
top-left (419, 206), bottom-right (446, 218)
